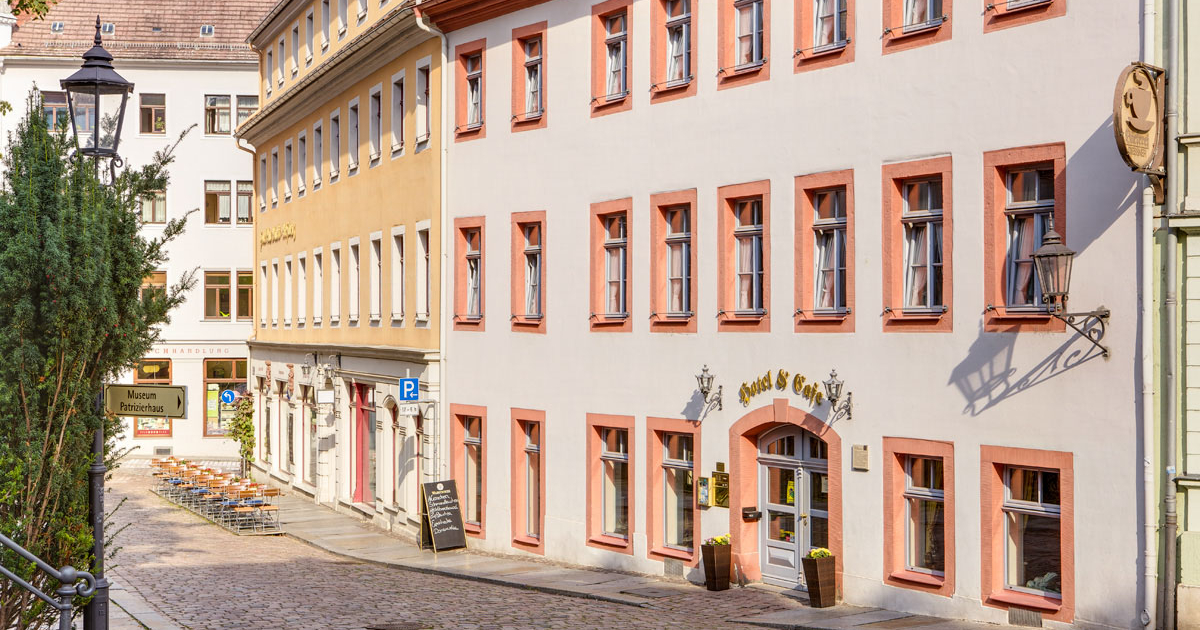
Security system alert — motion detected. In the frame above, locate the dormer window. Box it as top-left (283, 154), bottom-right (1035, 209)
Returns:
top-left (151, 26), bottom-right (163, 33)
top-left (101, 22), bottom-right (114, 35)
top-left (200, 24), bottom-right (214, 37)
top-left (50, 21), bottom-right (64, 33)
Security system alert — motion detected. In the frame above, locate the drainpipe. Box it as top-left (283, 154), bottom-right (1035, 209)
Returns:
top-left (414, 8), bottom-right (448, 482)
top-left (1142, 0), bottom-right (1159, 625)
top-left (1163, 0), bottom-right (1181, 625)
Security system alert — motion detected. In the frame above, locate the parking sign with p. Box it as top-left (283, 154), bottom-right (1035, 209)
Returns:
top-left (399, 378), bottom-right (420, 401)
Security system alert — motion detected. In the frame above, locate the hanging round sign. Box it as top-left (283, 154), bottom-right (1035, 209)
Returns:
top-left (1113, 63), bottom-right (1164, 172)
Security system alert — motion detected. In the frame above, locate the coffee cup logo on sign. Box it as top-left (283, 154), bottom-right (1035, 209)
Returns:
top-left (1113, 64), bottom-right (1163, 173)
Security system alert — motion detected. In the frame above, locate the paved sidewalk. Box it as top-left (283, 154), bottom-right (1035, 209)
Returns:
top-left (275, 494), bottom-right (1004, 630)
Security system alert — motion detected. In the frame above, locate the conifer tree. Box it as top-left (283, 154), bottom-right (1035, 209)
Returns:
top-left (0, 90), bottom-right (193, 629)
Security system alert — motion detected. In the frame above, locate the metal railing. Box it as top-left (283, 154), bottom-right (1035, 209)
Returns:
top-left (0, 531), bottom-right (97, 630)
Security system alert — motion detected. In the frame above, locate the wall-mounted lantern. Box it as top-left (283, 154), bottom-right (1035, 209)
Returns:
top-left (823, 370), bottom-right (852, 422)
top-left (696, 364), bottom-right (723, 415)
top-left (1032, 228), bottom-right (1111, 358)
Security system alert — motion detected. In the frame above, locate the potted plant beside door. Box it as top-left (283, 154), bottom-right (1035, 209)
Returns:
top-left (701, 534), bottom-right (732, 591)
top-left (801, 547), bottom-right (836, 607)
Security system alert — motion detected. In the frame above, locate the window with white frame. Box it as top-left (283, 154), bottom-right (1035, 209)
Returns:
top-left (391, 74), bottom-right (404, 152)
top-left (523, 38), bottom-right (543, 116)
top-left (603, 214), bottom-right (628, 317)
top-left (204, 95), bottom-right (231, 134)
top-left (306, 10), bottom-right (314, 62)
top-left (418, 228), bottom-right (431, 318)
top-left (1005, 168), bottom-right (1053, 309)
top-left (662, 433), bottom-right (694, 551)
top-left (813, 187), bottom-right (847, 312)
top-left (462, 416), bottom-right (483, 525)
top-left (601, 428), bottom-right (629, 537)
top-left (330, 112), bottom-right (341, 178)
top-left (465, 54), bottom-right (483, 127)
top-left (270, 149), bottom-right (279, 204)
top-left (338, 0), bottom-right (348, 34)
top-left (298, 255), bottom-right (308, 324)
top-left (665, 0), bottom-right (691, 84)
top-left (1003, 467), bottom-right (1061, 597)
top-left (313, 121), bottom-right (323, 188)
top-left (357, 0), bottom-right (367, 20)
top-left (902, 177), bottom-right (944, 310)
top-left (291, 24), bottom-right (299, 74)
top-left (283, 141), bottom-right (293, 199)
top-left (369, 88), bottom-right (382, 160)
top-left (391, 230), bottom-right (405, 319)
top-left (369, 236), bottom-right (382, 320)
top-left (904, 456), bottom-right (945, 575)
top-left (348, 101), bottom-right (360, 169)
top-left (605, 13), bottom-right (628, 98)
top-left (522, 421), bottom-right (541, 538)
top-left (330, 246), bottom-right (342, 323)
top-left (734, 199), bottom-right (764, 313)
top-left (348, 242), bottom-right (361, 321)
top-left (237, 95), bottom-right (258, 126)
top-left (322, 0), bottom-right (331, 45)
top-left (237, 181), bottom-right (253, 224)
top-left (464, 228), bottom-right (482, 318)
top-left (417, 65), bottom-right (431, 143)
top-left (735, 0), bottom-right (764, 67)
top-left (814, 0), bottom-right (848, 48)
top-left (259, 156), bottom-right (268, 208)
top-left (665, 207), bottom-right (691, 315)
top-left (265, 50), bottom-right (274, 94)
top-left (298, 133), bottom-right (307, 192)
top-left (284, 258), bottom-right (293, 325)
top-left (277, 39), bottom-right (285, 83)
top-left (204, 180), bottom-right (231, 224)
top-left (313, 250), bottom-right (324, 324)
top-left (904, 0), bottom-right (943, 29)
top-left (271, 261), bottom-right (279, 326)
top-left (523, 223), bottom-right (542, 317)
top-left (259, 263), bottom-right (268, 327)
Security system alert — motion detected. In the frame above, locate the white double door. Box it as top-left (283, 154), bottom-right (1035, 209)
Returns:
top-left (758, 455), bottom-right (829, 588)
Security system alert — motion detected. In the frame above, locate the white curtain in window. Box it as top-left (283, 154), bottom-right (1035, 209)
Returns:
top-left (468, 79), bottom-right (481, 124)
top-left (738, 238), bottom-right (754, 310)
top-left (906, 0), bottom-right (927, 25)
top-left (467, 260), bottom-right (480, 315)
top-left (606, 247), bottom-right (623, 313)
top-left (906, 225), bottom-right (928, 307)
top-left (669, 243), bottom-right (684, 312)
top-left (526, 65), bottom-right (540, 114)
top-left (607, 42), bottom-right (624, 95)
top-left (817, 232), bottom-right (835, 309)
top-left (525, 253), bottom-right (539, 315)
top-left (1012, 217), bottom-right (1035, 305)
top-left (737, 6), bottom-right (755, 64)
top-left (667, 27), bottom-right (684, 81)
top-left (816, 0), bottom-right (835, 46)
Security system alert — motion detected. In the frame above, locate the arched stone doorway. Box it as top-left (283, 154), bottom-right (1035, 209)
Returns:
top-left (729, 398), bottom-right (842, 592)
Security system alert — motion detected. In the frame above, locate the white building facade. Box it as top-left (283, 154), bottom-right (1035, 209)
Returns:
top-left (423, 0), bottom-right (1148, 627)
top-left (0, 0), bottom-right (274, 459)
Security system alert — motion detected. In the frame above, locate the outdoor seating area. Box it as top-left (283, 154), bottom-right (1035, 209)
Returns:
top-left (150, 458), bottom-right (283, 535)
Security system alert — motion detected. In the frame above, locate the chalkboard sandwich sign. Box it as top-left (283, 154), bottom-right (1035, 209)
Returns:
top-left (420, 480), bottom-right (467, 552)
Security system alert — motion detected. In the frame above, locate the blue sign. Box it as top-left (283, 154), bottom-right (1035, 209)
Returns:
top-left (220, 389), bottom-right (237, 405)
top-left (399, 378), bottom-right (420, 401)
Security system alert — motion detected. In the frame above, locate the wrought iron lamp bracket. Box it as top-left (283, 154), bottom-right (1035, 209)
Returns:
top-left (1052, 306), bottom-right (1111, 358)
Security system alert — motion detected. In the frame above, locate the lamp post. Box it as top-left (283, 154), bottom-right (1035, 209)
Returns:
top-left (1031, 228), bottom-right (1111, 358)
top-left (62, 17), bottom-right (132, 630)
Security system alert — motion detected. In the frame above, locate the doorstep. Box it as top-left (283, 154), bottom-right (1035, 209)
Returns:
top-left (730, 604), bottom-right (1000, 630)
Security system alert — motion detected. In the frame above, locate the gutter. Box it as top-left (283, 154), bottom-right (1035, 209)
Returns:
top-left (413, 8), bottom-right (448, 483)
top-left (1141, 0), bottom-right (1158, 624)
top-left (1162, 0), bottom-right (1181, 626)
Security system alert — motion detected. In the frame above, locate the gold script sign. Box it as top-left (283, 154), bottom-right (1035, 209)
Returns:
top-left (738, 369), bottom-right (825, 407)
top-left (1113, 63), bottom-right (1163, 173)
top-left (259, 223), bottom-right (297, 247)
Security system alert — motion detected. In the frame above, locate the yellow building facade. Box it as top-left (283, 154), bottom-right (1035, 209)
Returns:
top-left (238, 0), bottom-right (444, 531)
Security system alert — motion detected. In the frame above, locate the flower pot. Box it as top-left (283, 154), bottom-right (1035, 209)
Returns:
top-left (701, 544), bottom-right (731, 591)
top-left (801, 555), bottom-right (837, 607)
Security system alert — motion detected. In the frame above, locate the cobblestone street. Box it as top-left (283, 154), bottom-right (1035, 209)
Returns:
top-left (107, 471), bottom-right (800, 630)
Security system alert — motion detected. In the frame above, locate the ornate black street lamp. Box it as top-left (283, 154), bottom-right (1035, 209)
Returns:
top-left (62, 17), bottom-right (132, 630)
top-left (1032, 228), bottom-right (1111, 357)
top-left (61, 16), bottom-right (133, 179)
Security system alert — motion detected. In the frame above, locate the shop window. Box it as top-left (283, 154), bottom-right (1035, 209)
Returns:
top-left (795, 170), bottom-right (854, 332)
top-left (352, 384), bottom-right (377, 503)
top-left (980, 446), bottom-right (1073, 622)
top-left (237, 270), bottom-right (253, 320)
top-left (237, 181), bottom-right (253, 224)
top-left (236, 95), bottom-right (258, 127)
top-left (591, 0), bottom-right (633, 117)
top-left (512, 409), bottom-right (545, 553)
top-left (883, 438), bottom-right (954, 595)
top-left (454, 217), bottom-right (485, 330)
top-left (139, 190), bottom-right (166, 224)
top-left (132, 359), bottom-right (172, 437)
top-left (204, 180), bottom-right (232, 224)
top-left (450, 404), bottom-right (488, 536)
top-left (302, 385), bottom-right (317, 485)
top-left (905, 457), bottom-right (946, 575)
top-left (204, 271), bottom-right (231, 320)
top-left (982, 144), bottom-right (1066, 332)
top-left (647, 418), bottom-right (699, 563)
top-left (881, 156), bottom-right (952, 332)
top-left (511, 212), bottom-right (546, 332)
top-left (204, 359), bottom-right (247, 437)
top-left (204, 95), bottom-right (231, 134)
top-left (140, 93), bottom-right (165, 134)
top-left (602, 428), bottom-right (630, 537)
top-left (586, 413), bottom-right (635, 554)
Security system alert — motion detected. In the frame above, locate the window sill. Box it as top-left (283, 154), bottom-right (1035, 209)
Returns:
top-left (986, 306), bottom-right (1051, 320)
top-left (888, 307), bottom-right (947, 321)
top-left (512, 534), bottom-right (542, 548)
top-left (291, 69), bottom-right (298, 77)
top-left (588, 534), bottom-right (631, 550)
top-left (723, 310), bottom-right (766, 321)
top-left (799, 309), bottom-right (850, 320)
top-left (456, 123), bottom-right (484, 136)
top-left (512, 111), bottom-right (544, 124)
top-left (592, 92), bottom-right (629, 110)
top-left (464, 522), bottom-right (482, 535)
top-left (513, 315), bottom-right (543, 325)
top-left (989, 0), bottom-right (1053, 15)
top-left (651, 77), bottom-right (693, 94)
top-left (727, 60), bottom-right (766, 76)
top-left (889, 569), bottom-right (945, 587)
top-left (391, 143), bottom-right (404, 155)
top-left (321, 40), bottom-right (329, 52)
top-left (416, 133), bottom-right (430, 144)
top-left (338, 26), bottom-right (348, 37)
top-left (357, 10), bottom-right (367, 21)
top-left (306, 54), bottom-right (313, 63)
top-left (888, 17), bottom-right (946, 39)
top-left (649, 545), bottom-right (694, 562)
top-left (987, 589), bottom-right (1062, 613)
top-left (799, 40), bottom-right (850, 59)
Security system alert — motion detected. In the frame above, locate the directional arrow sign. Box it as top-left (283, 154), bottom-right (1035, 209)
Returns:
top-left (105, 384), bottom-right (187, 419)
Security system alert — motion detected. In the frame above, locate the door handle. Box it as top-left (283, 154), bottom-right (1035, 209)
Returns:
top-left (800, 513), bottom-right (808, 521)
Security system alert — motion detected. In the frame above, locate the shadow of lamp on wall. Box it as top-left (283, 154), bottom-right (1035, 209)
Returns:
top-left (1032, 227), bottom-right (1111, 358)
